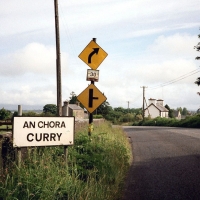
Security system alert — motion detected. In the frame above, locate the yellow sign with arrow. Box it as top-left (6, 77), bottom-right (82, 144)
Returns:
top-left (78, 40), bottom-right (108, 70)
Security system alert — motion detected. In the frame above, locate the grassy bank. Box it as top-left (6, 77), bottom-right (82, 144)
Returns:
top-left (0, 122), bottom-right (131, 200)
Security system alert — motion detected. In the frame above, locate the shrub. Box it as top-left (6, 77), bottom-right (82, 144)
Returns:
top-left (93, 114), bottom-right (103, 119)
top-left (178, 115), bottom-right (200, 128)
top-left (0, 108), bottom-right (11, 120)
top-left (139, 115), bottom-right (200, 128)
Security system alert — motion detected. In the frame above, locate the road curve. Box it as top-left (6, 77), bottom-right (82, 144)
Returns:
top-left (122, 126), bottom-right (200, 200)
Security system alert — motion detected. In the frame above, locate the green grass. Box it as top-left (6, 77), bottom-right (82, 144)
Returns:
top-left (0, 124), bottom-right (12, 134)
top-left (0, 121), bottom-right (132, 200)
top-left (0, 125), bottom-right (11, 128)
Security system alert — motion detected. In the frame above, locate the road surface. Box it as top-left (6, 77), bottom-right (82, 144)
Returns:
top-left (122, 126), bottom-right (200, 200)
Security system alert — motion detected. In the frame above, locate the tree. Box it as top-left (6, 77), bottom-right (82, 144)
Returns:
top-left (114, 107), bottom-right (126, 114)
top-left (194, 33), bottom-right (200, 60)
top-left (194, 32), bottom-right (200, 95)
top-left (182, 107), bottom-right (188, 115)
top-left (135, 114), bottom-right (143, 121)
top-left (195, 77), bottom-right (200, 85)
top-left (43, 104), bottom-right (57, 115)
top-left (165, 104), bottom-right (174, 118)
top-left (177, 107), bottom-right (183, 113)
top-left (120, 113), bottom-right (134, 122)
top-left (0, 108), bottom-right (11, 120)
top-left (69, 91), bottom-right (77, 104)
top-left (195, 77), bottom-right (200, 96)
top-left (96, 101), bottom-right (112, 117)
top-left (23, 111), bottom-right (37, 117)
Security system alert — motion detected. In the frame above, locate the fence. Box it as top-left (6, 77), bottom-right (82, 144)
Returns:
top-left (0, 120), bottom-right (12, 131)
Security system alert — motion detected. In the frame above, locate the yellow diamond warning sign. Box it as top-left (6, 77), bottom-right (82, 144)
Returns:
top-left (77, 84), bottom-right (107, 113)
top-left (78, 40), bottom-right (108, 70)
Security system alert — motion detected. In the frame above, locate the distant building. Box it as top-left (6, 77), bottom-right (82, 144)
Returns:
top-left (173, 110), bottom-right (181, 120)
top-left (144, 98), bottom-right (169, 119)
top-left (62, 101), bottom-right (84, 119)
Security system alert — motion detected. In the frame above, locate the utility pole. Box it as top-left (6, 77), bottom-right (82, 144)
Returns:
top-left (54, 0), bottom-right (62, 116)
top-left (140, 86), bottom-right (148, 120)
top-left (54, 0), bottom-right (68, 165)
top-left (127, 101), bottom-right (130, 112)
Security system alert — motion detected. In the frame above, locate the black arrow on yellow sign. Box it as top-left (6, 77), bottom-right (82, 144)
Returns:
top-left (88, 48), bottom-right (99, 63)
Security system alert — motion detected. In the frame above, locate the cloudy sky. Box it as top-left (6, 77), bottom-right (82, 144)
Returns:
top-left (1, 0), bottom-right (200, 111)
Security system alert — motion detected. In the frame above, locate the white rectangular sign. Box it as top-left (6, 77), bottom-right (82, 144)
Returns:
top-left (13, 117), bottom-right (75, 147)
top-left (86, 69), bottom-right (99, 82)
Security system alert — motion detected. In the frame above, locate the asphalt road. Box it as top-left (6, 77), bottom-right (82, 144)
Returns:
top-left (122, 126), bottom-right (200, 200)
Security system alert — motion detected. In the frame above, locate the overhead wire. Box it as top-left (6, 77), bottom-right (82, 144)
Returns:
top-left (147, 68), bottom-right (200, 90)
top-left (57, 1), bottom-right (200, 97)
top-left (58, 1), bottom-right (79, 62)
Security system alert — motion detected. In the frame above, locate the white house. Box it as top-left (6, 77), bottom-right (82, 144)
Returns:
top-left (144, 98), bottom-right (169, 119)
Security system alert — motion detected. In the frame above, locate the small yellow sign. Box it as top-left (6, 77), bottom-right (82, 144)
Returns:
top-left (77, 84), bottom-right (107, 113)
top-left (78, 40), bottom-right (108, 70)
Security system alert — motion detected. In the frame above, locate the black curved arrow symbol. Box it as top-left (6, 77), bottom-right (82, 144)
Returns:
top-left (88, 48), bottom-right (99, 64)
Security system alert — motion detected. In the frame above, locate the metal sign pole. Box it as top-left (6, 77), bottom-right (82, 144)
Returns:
top-left (88, 38), bottom-right (96, 136)
top-left (77, 37), bottom-right (107, 136)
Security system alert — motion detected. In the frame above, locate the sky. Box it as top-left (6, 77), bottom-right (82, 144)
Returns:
top-left (1, 0), bottom-right (200, 111)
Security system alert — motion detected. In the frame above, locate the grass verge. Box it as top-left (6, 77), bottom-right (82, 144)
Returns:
top-left (0, 121), bottom-right (131, 200)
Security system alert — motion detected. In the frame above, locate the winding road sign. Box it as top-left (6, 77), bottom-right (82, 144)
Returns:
top-left (77, 84), bottom-right (107, 113)
top-left (78, 40), bottom-right (108, 70)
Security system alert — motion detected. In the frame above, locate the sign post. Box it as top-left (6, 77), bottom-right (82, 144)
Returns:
top-left (17, 105), bottom-right (22, 168)
top-left (78, 38), bottom-right (108, 136)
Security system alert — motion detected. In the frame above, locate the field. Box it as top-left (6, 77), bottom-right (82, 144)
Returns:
top-left (0, 121), bottom-right (132, 200)
top-left (0, 125), bottom-right (10, 128)
top-left (0, 120), bottom-right (12, 133)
